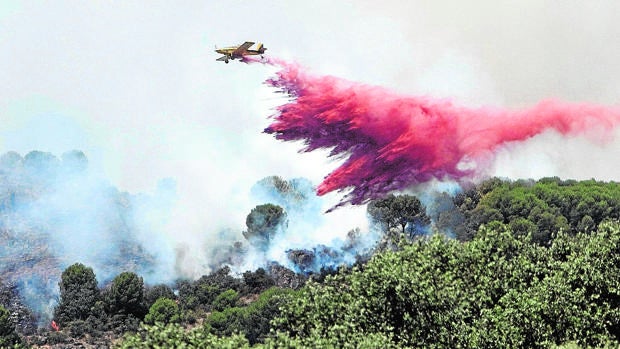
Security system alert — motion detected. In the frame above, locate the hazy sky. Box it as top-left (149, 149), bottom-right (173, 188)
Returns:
top-left (3, 1), bottom-right (620, 238)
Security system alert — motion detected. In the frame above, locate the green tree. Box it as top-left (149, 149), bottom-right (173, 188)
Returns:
top-left (243, 204), bottom-right (287, 249)
top-left (177, 267), bottom-right (242, 312)
top-left (459, 205), bottom-right (503, 241)
top-left (105, 271), bottom-right (146, 319)
top-left (205, 306), bottom-right (244, 338)
top-left (144, 284), bottom-right (175, 310)
top-left (144, 298), bottom-right (180, 325)
top-left (367, 194), bottom-right (431, 237)
top-left (242, 268), bottom-right (275, 295)
top-left (54, 263), bottom-right (99, 324)
top-left (509, 217), bottom-right (538, 237)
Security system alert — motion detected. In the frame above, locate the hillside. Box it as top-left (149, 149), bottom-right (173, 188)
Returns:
top-left (1, 169), bottom-right (620, 347)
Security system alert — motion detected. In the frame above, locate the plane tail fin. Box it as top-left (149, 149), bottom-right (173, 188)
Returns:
top-left (256, 43), bottom-right (266, 53)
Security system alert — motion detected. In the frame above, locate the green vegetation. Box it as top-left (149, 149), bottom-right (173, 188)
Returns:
top-left (0, 305), bottom-right (22, 347)
top-left (115, 323), bottom-right (251, 349)
top-left (103, 271), bottom-right (148, 334)
top-left (144, 298), bottom-right (180, 325)
top-left (8, 177), bottom-right (620, 347)
top-left (212, 289), bottom-right (240, 312)
top-left (114, 221), bottom-right (620, 347)
top-left (104, 272), bottom-right (147, 319)
top-left (447, 177), bottom-right (620, 243)
top-left (274, 221), bottom-right (620, 348)
top-left (368, 193), bottom-right (431, 236)
top-left (143, 284), bottom-right (175, 310)
top-left (53, 263), bottom-right (99, 325)
top-left (368, 194), bottom-right (432, 251)
top-left (243, 203), bottom-right (287, 250)
top-left (205, 287), bottom-right (293, 345)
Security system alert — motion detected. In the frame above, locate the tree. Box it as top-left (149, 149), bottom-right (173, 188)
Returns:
top-left (177, 267), bottom-right (242, 312)
top-left (23, 150), bottom-right (60, 175)
top-left (54, 263), bottom-right (99, 324)
top-left (242, 268), bottom-right (275, 295)
top-left (144, 284), bottom-right (176, 310)
top-left (458, 205), bottom-right (504, 241)
top-left (104, 272), bottom-right (146, 319)
top-left (243, 204), bottom-right (287, 249)
top-left (144, 298), bottom-right (180, 325)
top-left (367, 194), bottom-right (431, 237)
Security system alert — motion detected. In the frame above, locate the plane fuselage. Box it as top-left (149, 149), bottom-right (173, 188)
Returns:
top-left (215, 41), bottom-right (266, 63)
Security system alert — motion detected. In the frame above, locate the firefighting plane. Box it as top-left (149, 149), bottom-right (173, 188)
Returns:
top-left (215, 41), bottom-right (267, 63)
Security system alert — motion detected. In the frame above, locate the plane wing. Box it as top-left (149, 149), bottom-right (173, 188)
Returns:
top-left (216, 56), bottom-right (229, 61)
top-left (232, 41), bottom-right (255, 56)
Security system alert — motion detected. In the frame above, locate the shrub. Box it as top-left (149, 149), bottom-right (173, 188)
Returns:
top-left (144, 298), bottom-right (180, 325)
top-left (212, 290), bottom-right (239, 312)
top-left (115, 323), bottom-right (250, 349)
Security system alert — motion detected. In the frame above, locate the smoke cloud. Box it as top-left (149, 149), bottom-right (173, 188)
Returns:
top-left (0, 150), bottom-right (371, 321)
top-left (250, 57), bottom-right (620, 209)
top-left (0, 150), bottom-right (180, 320)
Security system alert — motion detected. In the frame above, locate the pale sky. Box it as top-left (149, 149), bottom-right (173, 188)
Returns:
top-left (3, 1), bottom-right (620, 240)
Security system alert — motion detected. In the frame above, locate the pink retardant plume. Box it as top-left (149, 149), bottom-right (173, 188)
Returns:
top-left (246, 57), bottom-right (620, 210)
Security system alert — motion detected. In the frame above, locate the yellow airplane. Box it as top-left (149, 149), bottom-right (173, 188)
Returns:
top-left (215, 41), bottom-right (267, 63)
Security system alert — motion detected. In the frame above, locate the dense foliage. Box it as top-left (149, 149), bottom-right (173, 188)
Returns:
top-left (7, 176), bottom-right (620, 348)
top-left (445, 177), bottom-right (620, 243)
top-left (205, 286), bottom-right (293, 345)
top-left (274, 221), bottom-right (620, 348)
top-left (115, 323), bottom-right (251, 349)
top-left (144, 298), bottom-right (180, 325)
top-left (0, 305), bottom-right (22, 347)
top-left (116, 221), bottom-right (620, 347)
top-left (243, 203), bottom-right (288, 250)
top-left (53, 263), bottom-right (99, 325)
top-left (368, 194), bottom-right (431, 236)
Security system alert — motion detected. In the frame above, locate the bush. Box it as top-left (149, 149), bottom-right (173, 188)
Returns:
top-left (115, 323), bottom-right (250, 349)
top-left (205, 307), bottom-right (244, 337)
top-left (144, 298), bottom-right (180, 325)
top-left (212, 290), bottom-right (239, 312)
top-left (203, 287), bottom-right (293, 345)
top-left (177, 267), bottom-right (242, 311)
top-left (241, 268), bottom-right (275, 295)
top-left (241, 287), bottom-right (293, 345)
top-left (68, 319), bottom-right (88, 338)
